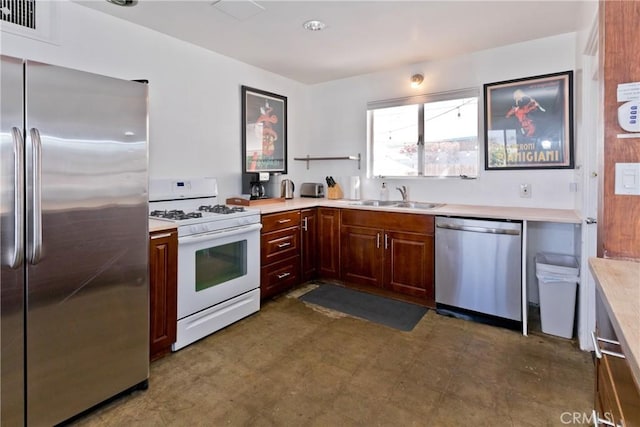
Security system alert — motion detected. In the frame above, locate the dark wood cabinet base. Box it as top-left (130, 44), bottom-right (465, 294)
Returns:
top-left (149, 229), bottom-right (178, 362)
top-left (260, 207), bottom-right (435, 308)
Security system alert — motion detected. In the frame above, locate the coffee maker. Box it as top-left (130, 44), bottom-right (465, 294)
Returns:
top-left (242, 172), bottom-right (271, 199)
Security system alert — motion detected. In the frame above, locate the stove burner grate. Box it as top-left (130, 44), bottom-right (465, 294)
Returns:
top-left (150, 209), bottom-right (203, 221)
top-left (198, 204), bottom-right (246, 214)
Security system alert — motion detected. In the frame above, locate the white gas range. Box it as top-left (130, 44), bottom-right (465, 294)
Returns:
top-left (149, 177), bottom-right (262, 350)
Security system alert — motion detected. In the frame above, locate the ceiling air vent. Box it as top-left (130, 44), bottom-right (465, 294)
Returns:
top-left (1, 0), bottom-right (56, 44)
top-left (1, 0), bottom-right (36, 30)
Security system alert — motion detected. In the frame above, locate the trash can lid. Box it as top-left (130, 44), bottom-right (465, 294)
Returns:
top-left (535, 252), bottom-right (579, 269)
top-left (536, 272), bottom-right (580, 284)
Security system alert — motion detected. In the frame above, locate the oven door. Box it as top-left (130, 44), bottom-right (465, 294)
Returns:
top-left (177, 222), bottom-right (261, 319)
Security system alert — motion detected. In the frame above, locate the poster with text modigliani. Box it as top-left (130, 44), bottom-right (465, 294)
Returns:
top-left (484, 71), bottom-right (574, 170)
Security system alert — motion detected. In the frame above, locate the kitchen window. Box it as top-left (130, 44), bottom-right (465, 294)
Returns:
top-left (367, 88), bottom-right (479, 178)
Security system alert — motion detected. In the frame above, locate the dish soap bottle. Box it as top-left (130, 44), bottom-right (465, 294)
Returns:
top-left (380, 182), bottom-right (389, 201)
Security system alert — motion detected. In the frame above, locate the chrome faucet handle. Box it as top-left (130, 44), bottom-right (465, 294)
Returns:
top-left (396, 185), bottom-right (408, 201)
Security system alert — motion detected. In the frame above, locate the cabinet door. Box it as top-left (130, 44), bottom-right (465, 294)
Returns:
top-left (301, 208), bottom-right (317, 282)
top-left (384, 230), bottom-right (434, 306)
top-left (149, 230), bottom-right (178, 361)
top-left (318, 207), bottom-right (340, 279)
top-left (341, 225), bottom-right (384, 288)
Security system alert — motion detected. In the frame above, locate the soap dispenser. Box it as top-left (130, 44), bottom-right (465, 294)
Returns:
top-left (380, 182), bottom-right (389, 201)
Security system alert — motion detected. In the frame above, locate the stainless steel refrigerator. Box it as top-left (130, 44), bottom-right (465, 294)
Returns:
top-left (1, 55), bottom-right (149, 426)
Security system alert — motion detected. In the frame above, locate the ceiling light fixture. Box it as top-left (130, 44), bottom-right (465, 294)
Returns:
top-left (410, 73), bottom-right (424, 88)
top-left (303, 20), bottom-right (326, 31)
top-left (106, 0), bottom-right (138, 6)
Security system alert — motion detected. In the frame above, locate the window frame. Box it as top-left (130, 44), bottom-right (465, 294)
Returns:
top-left (366, 87), bottom-right (480, 179)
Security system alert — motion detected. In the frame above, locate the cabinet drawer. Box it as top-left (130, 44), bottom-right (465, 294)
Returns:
top-left (262, 227), bottom-right (300, 265)
top-left (606, 353), bottom-right (640, 424)
top-left (594, 318), bottom-right (640, 426)
top-left (341, 209), bottom-right (434, 234)
top-left (597, 357), bottom-right (623, 426)
top-left (261, 256), bottom-right (300, 299)
top-left (262, 210), bottom-right (301, 233)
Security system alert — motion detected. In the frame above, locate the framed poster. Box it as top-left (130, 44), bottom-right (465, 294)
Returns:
top-left (241, 85), bottom-right (287, 174)
top-left (484, 71), bottom-right (574, 170)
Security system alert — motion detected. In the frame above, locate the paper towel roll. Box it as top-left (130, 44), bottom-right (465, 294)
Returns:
top-left (348, 176), bottom-right (360, 200)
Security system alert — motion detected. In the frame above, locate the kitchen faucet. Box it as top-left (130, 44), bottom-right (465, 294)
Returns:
top-left (396, 185), bottom-right (408, 201)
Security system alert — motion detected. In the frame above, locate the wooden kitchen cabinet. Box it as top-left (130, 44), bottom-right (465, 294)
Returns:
top-left (261, 256), bottom-right (301, 298)
top-left (317, 207), bottom-right (340, 280)
top-left (149, 229), bottom-right (178, 362)
top-left (340, 209), bottom-right (435, 307)
top-left (301, 208), bottom-right (317, 282)
top-left (260, 210), bottom-right (301, 300)
top-left (593, 289), bottom-right (640, 426)
top-left (384, 230), bottom-right (434, 302)
top-left (341, 225), bottom-right (384, 288)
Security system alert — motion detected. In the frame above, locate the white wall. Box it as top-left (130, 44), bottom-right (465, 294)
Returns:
top-left (297, 33), bottom-right (579, 209)
top-left (0, 0), bottom-right (307, 201)
top-left (1, 3), bottom-right (584, 209)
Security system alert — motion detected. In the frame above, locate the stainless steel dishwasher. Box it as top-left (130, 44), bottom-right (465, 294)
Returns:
top-left (435, 217), bottom-right (522, 322)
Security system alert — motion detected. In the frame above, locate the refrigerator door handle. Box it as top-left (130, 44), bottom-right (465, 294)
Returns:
top-left (28, 127), bottom-right (43, 264)
top-left (10, 127), bottom-right (25, 268)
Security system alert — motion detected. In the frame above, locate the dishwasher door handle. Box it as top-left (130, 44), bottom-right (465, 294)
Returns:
top-left (436, 222), bottom-right (520, 236)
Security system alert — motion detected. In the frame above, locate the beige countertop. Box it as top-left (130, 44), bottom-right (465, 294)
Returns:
top-left (589, 257), bottom-right (640, 388)
top-left (255, 197), bottom-right (581, 223)
top-left (149, 218), bottom-right (177, 233)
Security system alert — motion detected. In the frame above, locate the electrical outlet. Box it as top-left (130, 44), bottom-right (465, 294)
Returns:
top-left (520, 183), bottom-right (531, 198)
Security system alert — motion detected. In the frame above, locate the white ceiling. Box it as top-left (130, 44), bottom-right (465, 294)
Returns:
top-left (75, 0), bottom-right (588, 84)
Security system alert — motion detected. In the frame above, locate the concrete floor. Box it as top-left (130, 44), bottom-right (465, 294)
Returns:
top-left (72, 284), bottom-right (594, 426)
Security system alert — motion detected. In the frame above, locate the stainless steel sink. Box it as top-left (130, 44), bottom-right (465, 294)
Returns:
top-left (357, 200), bottom-right (400, 206)
top-left (349, 200), bottom-right (443, 210)
top-left (395, 202), bottom-right (444, 210)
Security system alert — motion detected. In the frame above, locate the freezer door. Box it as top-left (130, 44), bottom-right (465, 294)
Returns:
top-left (24, 61), bottom-right (149, 426)
top-left (0, 55), bottom-right (26, 427)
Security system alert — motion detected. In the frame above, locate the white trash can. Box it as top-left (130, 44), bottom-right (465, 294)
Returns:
top-left (535, 253), bottom-right (580, 339)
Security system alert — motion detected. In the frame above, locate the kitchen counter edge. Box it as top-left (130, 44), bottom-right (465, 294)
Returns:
top-left (149, 218), bottom-right (178, 233)
top-left (589, 257), bottom-right (640, 389)
top-left (255, 198), bottom-right (581, 223)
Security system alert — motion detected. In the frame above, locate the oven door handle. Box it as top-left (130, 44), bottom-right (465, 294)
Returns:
top-left (178, 223), bottom-right (262, 244)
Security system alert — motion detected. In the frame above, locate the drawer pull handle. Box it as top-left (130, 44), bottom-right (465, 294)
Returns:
top-left (277, 219), bottom-right (292, 224)
top-left (277, 272), bottom-right (291, 279)
top-left (277, 242), bottom-right (291, 248)
top-left (591, 331), bottom-right (625, 359)
top-left (591, 410), bottom-right (621, 427)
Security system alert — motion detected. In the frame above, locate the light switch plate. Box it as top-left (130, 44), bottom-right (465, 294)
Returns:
top-left (615, 163), bottom-right (640, 195)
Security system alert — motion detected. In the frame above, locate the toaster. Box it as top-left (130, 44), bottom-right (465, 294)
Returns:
top-left (300, 182), bottom-right (325, 198)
